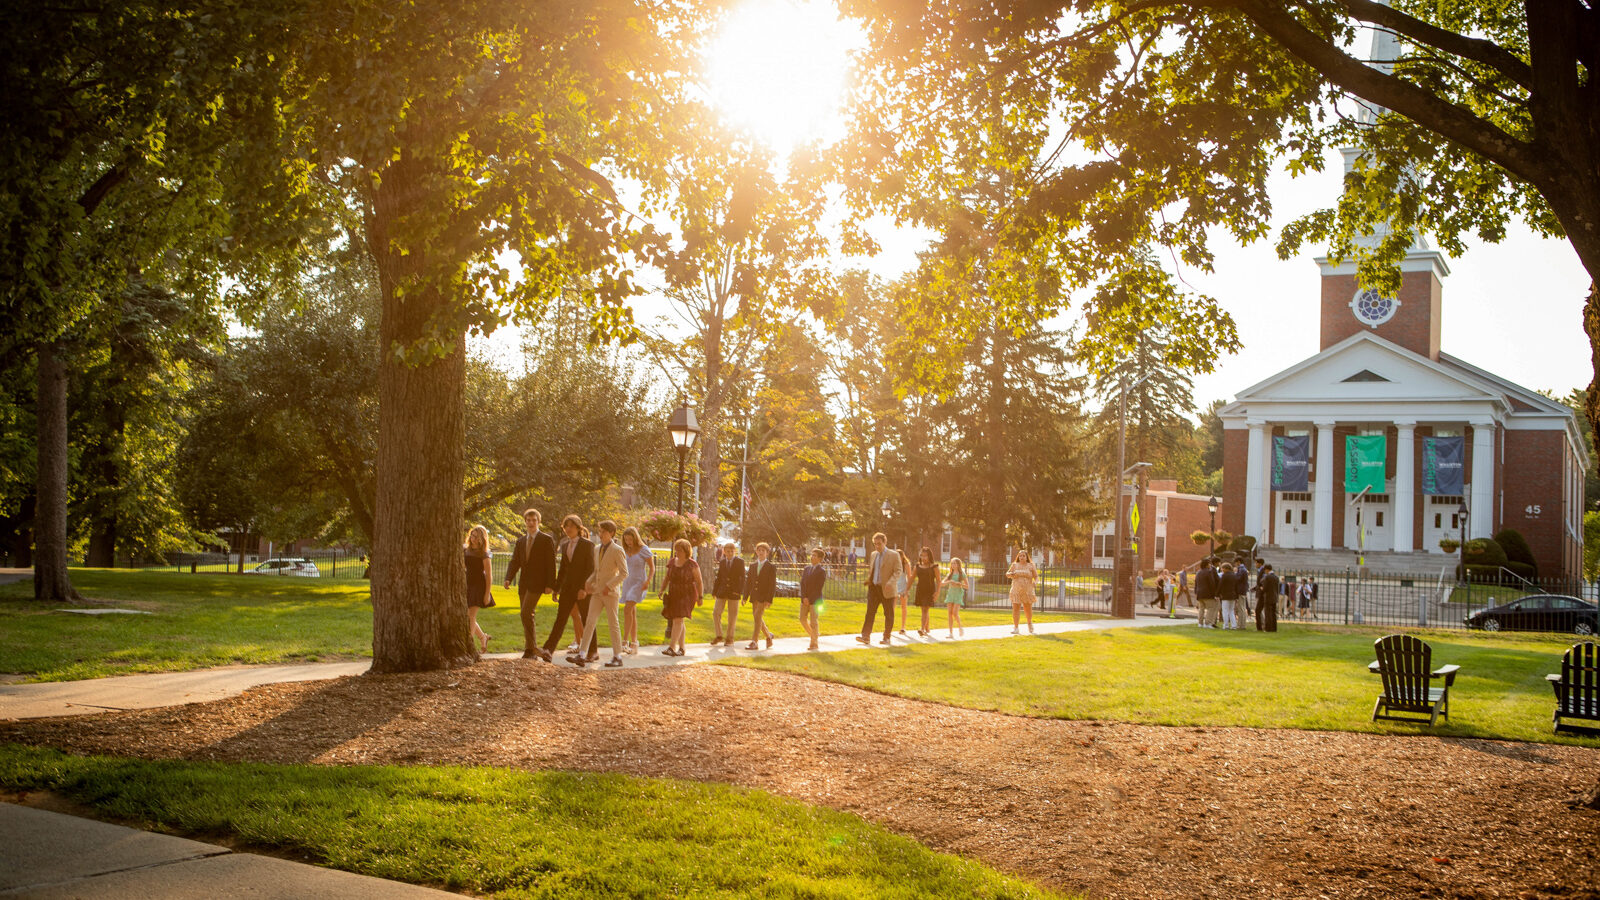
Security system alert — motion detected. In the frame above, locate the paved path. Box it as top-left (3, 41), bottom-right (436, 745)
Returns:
top-left (0, 615), bottom-right (1192, 721)
top-left (0, 803), bottom-right (455, 898)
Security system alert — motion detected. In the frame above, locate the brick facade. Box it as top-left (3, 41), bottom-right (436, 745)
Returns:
top-left (1500, 429), bottom-right (1582, 578)
top-left (1320, 269), bottom-right (1443, 359)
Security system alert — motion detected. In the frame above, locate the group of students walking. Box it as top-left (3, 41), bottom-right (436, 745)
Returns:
top-left (473, 516), bottom-right (1061, 665)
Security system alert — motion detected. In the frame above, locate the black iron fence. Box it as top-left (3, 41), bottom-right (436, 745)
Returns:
top-left (1259, 568), bottom-right (1596, 632)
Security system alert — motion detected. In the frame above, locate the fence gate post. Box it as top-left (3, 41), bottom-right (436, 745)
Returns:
top-left (1418, 584), bottom-right (1428, 627)
top-left (1057, 577), bottom-right (1066, 609)
top-left (1343, 568), bottom-right (1351, 626)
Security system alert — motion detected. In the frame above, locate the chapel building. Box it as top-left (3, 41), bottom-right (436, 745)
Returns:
top-left (1216, 224), bottom-right (1585, 580)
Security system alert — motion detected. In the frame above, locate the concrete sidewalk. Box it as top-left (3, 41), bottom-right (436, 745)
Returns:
top-left (0, 803), bottom-right (454, 898)
top-left (0, 614), bottom-right (1192, 721)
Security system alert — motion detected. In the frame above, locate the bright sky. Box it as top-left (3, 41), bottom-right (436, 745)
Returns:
top-left (479, 0), bottom-right (1595, 409)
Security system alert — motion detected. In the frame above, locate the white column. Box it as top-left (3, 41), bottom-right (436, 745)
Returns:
top-left (1244, 420), bottom-right (1267, 541)
top-left (1393, 421), bottom-right (1415, 552)
top-left (1313, 420), bottom-right (1336, 549)
top-left (1469, 420), bottom-right (1495, 539)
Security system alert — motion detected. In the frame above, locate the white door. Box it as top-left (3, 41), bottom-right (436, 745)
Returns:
top-left (1277, 499), bottom-right (1314, 549)
top-left (1421, 499), bottom-right (1464, 555)
top-left (1344, 498), bottom-right (1393, 552)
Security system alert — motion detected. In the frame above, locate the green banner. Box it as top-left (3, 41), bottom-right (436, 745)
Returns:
top-left (1344, 435), bottom-right (1387, 493)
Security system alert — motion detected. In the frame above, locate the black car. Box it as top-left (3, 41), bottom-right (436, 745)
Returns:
top-left (774, 579), bottom-right (802, 598)
top-left (1464, 594), bottom-right (1598, 635)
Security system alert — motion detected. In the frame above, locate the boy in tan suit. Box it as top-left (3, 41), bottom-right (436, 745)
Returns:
top-left (572, 520), bottom-right (628, 667)
top-left (857, 532), bottom-right (901, 646)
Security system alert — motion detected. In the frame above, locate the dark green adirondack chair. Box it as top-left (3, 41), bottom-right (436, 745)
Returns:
top-left (1546, 641), bottom-right (1600, 735)
top-left (1367, 634), bottom-right (1460, 726)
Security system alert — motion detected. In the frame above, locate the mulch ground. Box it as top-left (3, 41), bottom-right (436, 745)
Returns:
top-left (2, 661), bottom-right (1598, 899)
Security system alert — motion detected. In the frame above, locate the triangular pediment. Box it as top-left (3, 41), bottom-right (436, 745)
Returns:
top-left (1232, 333), bottom-right (1500, 404)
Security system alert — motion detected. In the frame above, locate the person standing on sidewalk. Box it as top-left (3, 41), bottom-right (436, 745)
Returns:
top-left (463, 525), bottom-right (495, 653)
top-left (711, 542), bottom-right (745, 646)
top-left (857, 532), bottom-right (900, 645)
top-left (912, 547), bottom-right (939, 636)
top-left (743, 542), bottom-right (778, 650)
top-left (504, 509), bottom-right (556, 658)
top-left (1194, 558), bottom-right (1218, 628)
top-left (940, 556), bottom-right (968, 637)
top-left (1217, 559), bottom-right (1239, 629)
top-left (538, 515), bottom-right (593, 662)
top-left (799, 548), bottom-right (828, 650)
top-left (660, 539), bottom-right (702, 657)
top-left (1175, 563), bottom-right (1193, 609)
top-left (1007, 550), bottom-right (1038, 634)
top-left (572, 520), bottom-right (627, 668)
top-left (1254, 563), bottom-right (1280, 632)
top-left (617, 526), bottom-right (653, 656)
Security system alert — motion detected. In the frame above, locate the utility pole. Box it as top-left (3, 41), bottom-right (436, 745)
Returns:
top-left (1111, 372), bottom-right (1152, 618)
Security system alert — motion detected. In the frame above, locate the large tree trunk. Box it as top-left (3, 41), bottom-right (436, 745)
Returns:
top-left (1583, 282), bottom-right (1600, 453)
top-left (34, 341), bottom-right (80, 601)
top-left (365, 149), bottom-right (474, 674)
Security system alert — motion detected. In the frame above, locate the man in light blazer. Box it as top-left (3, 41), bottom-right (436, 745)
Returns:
top-left (504, 508), bottom-right (558, 658)
top-left (572, 519), bottom-right (628, 668)
top-left (857, 531), bottom-right (901, 645)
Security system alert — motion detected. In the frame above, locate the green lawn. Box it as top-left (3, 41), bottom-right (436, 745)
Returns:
top-left (0, 569), bottom-right (1089, 682)
top-left (723, 624), bottom-right (1600, 746)
top-left (0, 745), bottom-right (1068, 900)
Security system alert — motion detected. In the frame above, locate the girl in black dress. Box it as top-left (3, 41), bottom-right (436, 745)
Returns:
top-left (913, 546), bottom-right (939, 637)
top-left (660, 539), bottom-right (703, 656)
top-left (464, 524), bottom-right (495, 652)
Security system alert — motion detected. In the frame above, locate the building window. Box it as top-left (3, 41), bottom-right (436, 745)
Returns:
top-left (1156, 497), bottom-right (1168, 522)
top-left (1092, 534), bottom-right (1111, 558)
top-left (941, 530), bottom-right (953, 558)
top-left (1281, 492), bottom-right (1312, 502)
top-left (1430, 495), bottom-right (1463, 506)
top-left (1154, 536), bottom-right (1166, 559)
top-left (1375, 511), bottom-right (1386, 527)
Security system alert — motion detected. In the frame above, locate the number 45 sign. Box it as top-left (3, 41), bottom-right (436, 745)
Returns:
top-left (1524, 504), bottom-right (1543, 518)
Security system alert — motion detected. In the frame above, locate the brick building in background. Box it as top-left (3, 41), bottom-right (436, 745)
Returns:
top-left (1066, 481), bottom-right (1220, 575)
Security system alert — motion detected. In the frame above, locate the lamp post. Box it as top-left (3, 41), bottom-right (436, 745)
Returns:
top-left (668, 401), bottom-right (700, 515)
top-left (1207, 495), bottom-right (1219, 557)
top-left (1111, 373), bottom-right (1152, 618)
top-left (1457, 501), bottom-right (1469, 580)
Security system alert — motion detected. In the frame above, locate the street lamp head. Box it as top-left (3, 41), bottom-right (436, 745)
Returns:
top-left (880, 500), bottom-right (892, 518)
top-left (668, 401), bottom-right (700, 451)
top-left (1207, 495), bottom-right (1219, 515)
top-left (1457, 502), bottom-right (1469, 518)
top-left (1123, 461), bottom-right (1153, 478)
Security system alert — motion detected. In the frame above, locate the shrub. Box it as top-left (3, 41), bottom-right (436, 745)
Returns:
top-left (1462, 537), bottom-right (1508, 568)
top-left (1504, 561), bottom-right (1537, 581)
top-left (1212, 530), bottom-right (1234, 551)
top-left (1230, 535), bottom-right (1257, 557)
top-left (1493, 528), bottom-right (1538, 577)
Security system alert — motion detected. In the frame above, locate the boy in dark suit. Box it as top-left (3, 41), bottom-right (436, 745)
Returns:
top-left (504, 508), bottom-right (557, 658)
top-left (742, 541), bottom-right (778, 650)
top-left (711, 542), bottom-right (745, 646)
top-left (539, 514), bottom-right (594, 661)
